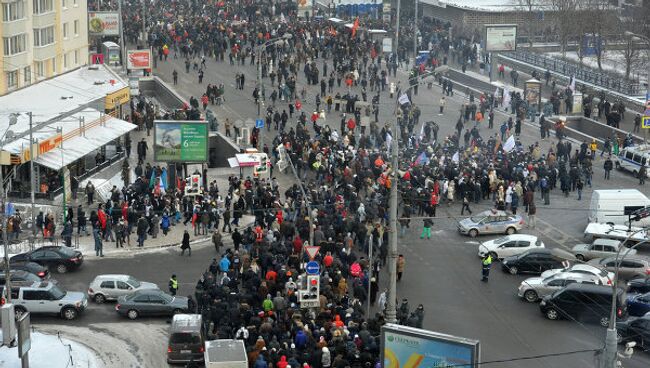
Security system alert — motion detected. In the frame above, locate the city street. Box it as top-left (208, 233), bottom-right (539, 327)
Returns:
top-left (32, 46), bottom-right (650, 367)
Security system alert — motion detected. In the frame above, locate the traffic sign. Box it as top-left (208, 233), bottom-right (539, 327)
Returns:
top-left (642, 116), bottom-right (650, 129)
top-left (305, 246), bottom-right (320, 260)
top-left (255, 119), bottom-right (264, 129)
top-left (305, 261), bottom-right (320, 275)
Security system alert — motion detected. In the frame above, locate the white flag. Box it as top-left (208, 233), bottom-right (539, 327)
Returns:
top-left (398, 93), bottom-right (410, 105)
top-left (503, 86), bottom-right (511, 107)
top-left (503, 135), bottom-right (516, 152)
top-left (280, 13), bottom-right (286, 23)
top-left (419, 122), bottom-right (425, 139)
top-left (452, 151), bottom-right (459, 163)
top-left (569, 75), bottom-right (575, 92)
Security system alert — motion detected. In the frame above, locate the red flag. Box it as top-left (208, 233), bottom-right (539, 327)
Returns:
top-left (351, 17), bottom-right (359, 38)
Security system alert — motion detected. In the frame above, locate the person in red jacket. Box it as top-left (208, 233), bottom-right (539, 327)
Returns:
top-left (201, 94), bottom-right (209, 110)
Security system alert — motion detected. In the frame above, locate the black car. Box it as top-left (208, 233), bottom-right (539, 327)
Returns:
top-left (627, 277), bottom-right (650, 294)
top-left (10, 246), bottom-right (83, 274)
top-left (0, 270), bottom-right (41, 286)
top-left (6, 261), bottom-right (50, 279)
top-left (501, 249), bottom-right (565, 275)
top-left (617, 315), bottom-right (650, 348)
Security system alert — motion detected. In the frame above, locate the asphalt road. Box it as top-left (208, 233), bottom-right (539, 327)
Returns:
top-left (32, 51), bottom-right (650, 367)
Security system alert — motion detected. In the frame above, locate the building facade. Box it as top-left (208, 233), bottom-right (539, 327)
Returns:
top-left (0, 0), bottom-right (88, 95)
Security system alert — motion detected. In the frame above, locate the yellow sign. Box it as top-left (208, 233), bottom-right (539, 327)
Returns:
top-left (643, 116), bottom-right (650, 129)
top-left (105, 87), bottom-right (130, 109)
top-left (22, 134), bottom-right (63, 162)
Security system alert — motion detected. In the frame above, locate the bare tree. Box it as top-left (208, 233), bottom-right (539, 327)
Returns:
top-left (548, 0), bottom-right (579, 56)
top-left (512, 0), bottom-right (546, 47)
top-left (577, 0), bottom-right (619, 70)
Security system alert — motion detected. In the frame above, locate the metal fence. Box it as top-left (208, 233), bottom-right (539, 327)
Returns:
top-left (503, 51), bottom-right (642, 96)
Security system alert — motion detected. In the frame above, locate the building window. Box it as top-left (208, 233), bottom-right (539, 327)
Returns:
top-left (73, 20), bottom-right (79, 36)
top-left (51, 57), bottom-right (56, 73)
top-left (35, 60), bottom-right (45, 77)
top-left (33, 26), bottom-right (54, 46)
top-left (61, 0), bottom-right (65, 7)
top-left (2, 34), bottom-right (26, 55)
top-left (6, 71), bottom-right (18, 88)
top-left (2, 1), bottom-right (26, 22)
top-left (32, 0), bottom-right (53, 14)
top-left (23, 66), bottom-right (31, 84)
top-left (63, 53), bottom-right (68, 68)
top-left (74, 49), bottom-right (79, 64)
top-left (63, 22), bottom-right (68, 39)
top-left (73, 0), bottom-right (76, 5)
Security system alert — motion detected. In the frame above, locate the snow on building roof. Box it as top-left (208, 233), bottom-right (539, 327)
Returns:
top-left (0, 65), bottom-right (127, 142)
top-left (419, 0), bottom-right (552, 12)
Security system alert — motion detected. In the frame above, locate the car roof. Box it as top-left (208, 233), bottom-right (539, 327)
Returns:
top-left (553, 272), bottom-right (599, 281)
top-left (132, 289), bottom-right (163, 296)
top-left (477, 210), bottom-right (509, 217)
top-left (593, 239), bottom-right (621, 246)
top-left (94, 274), bottom-right (132, 281)
top-left (570, 264), bottom-right (601, 272)
top-left (563, 283), bottom-right (620, 294)
top-left (503, 234), bottom-right (538, 241)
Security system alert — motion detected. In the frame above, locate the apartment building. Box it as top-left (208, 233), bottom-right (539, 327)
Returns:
top-left (0, 0), bottom-right (88, 95)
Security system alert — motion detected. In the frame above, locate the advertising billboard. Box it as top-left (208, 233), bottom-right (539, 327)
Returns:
top-left (126, 49), bottom-right (152, 70)
top-left (154, 121), bottom-right (208, 162)
top-left (382, 324), bottom-right (480, 368)
top-left (485, 24), bottom-right (517, 52)
top-left (88, 12), bottom-right (120, 36)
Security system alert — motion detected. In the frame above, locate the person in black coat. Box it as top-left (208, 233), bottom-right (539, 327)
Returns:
top-left (181, 230), bottom-right (191, 256)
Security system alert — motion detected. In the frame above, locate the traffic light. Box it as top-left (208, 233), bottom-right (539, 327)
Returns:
top-left (303, 275), bottom-right (320, 301)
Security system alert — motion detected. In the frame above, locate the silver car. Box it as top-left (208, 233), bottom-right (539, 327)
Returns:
top-left (588, 257), bottom-right (650, 281)
top-left (518, 272), bottom-right (601, 303)
top-left (571, 238), bottom-right (636, 261)
top-left (88, 274), bottom-right (159, 303)
top-left (457, 210), bottom-right (524, 237)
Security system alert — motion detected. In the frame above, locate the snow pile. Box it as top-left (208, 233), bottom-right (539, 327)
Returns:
top-left (0, 331), bottom-right (102, 368)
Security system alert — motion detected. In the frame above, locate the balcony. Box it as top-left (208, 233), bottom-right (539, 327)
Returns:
top-left (31, 10), bottom-right (55, 28)
top-left (1, 18), bottom-right (28, 36)
top-left (3, 52), bottom-right (29, 71)
top-left (33, 43), bottom-right (56, 61)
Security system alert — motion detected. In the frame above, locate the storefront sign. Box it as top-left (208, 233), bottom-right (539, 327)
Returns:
top-left (88, 12), bottom-right (120, 36)
top-left (126, 49), bottom-right (152, 70)
top-left (154, 121), bottom-right (208, 162)
top-left (38, 134), bottom-right (63, 155)
top-left (105, 87), bottom-right (130, 109)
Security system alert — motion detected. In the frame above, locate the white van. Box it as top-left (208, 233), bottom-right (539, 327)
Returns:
top-left (588, 189), bottom-right (650, 226)
top-left (615, 145), bottom-right (650, 178)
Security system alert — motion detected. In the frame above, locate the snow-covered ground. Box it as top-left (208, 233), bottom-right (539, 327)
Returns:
top-left (0, 330), bottom-right (101, 368)
top-left (547, 51), bottom-right (649, 86)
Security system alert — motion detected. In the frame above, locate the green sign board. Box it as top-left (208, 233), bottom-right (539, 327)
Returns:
top-left (154, 121), bottom-right (208, 162)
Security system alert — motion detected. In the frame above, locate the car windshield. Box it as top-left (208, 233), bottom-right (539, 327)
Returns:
top-left (470, 216), bottom-right (486, 223)
top-left (57, 247), bottom-right (77, 257)
top-left (160, 292), bottom-right (173, 303)
top-left (127, 277), bottom-right (141, 288)
top-left (492, 237), bottom-right (510, 245)
top-left (170, 333), bottom-right (200, 344)
top-left (50, 285), bottom-right (66, 300)
top-left (543, 274), bottom-right (560, 283)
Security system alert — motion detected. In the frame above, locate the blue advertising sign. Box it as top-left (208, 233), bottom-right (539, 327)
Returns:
top-left (382, 324), bottom-right (480, 368)
top-left (255, 119), bottom-right (264, 129)
top-left (305, 261), bottom-right (320, 275)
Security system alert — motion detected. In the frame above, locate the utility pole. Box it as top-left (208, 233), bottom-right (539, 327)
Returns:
top-left (1, 146), bottom-right (11, 304)
top-left (413, 0), bottom-right (418, 63)
top-left (28, 113), bottom-right (36, 249)
top-left (141, 0), bottom-right (147, 48)
top-left (384, 0), bottom-right (401, 325)
top-left (257, 46), bottom-right (263, 151)
top-left (118, 0), bottom-right (126, 70)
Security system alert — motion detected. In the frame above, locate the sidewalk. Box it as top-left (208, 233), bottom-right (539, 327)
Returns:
top-left (453, 56), bottom-right (643, 134)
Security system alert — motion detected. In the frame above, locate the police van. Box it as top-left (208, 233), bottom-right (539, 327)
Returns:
top-left (615, 144), bottom-right (650, 178)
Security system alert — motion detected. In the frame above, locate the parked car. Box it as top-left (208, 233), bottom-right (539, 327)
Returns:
top-left (458, 210), bottom-right (524, 237)
top-left (588, 256), bottom-right (650, 280)
top-left (571, 238), bottom-right (634, 261)
top-left (8, 261), bottom-right (50, 279)
top-left (616, 315), bottom-right (650, 347)
top-left (541, 264), bottom-right (614, 285)
top-left (539, 283), bottom-right (627, 327)
top-left (2, 281), bottom-right (88, 320)
top-left (88, 274), bottom-right (159, 303)
top-left (627, 292), bottom-right (650, 317)
top-left (518, 272), bottom-right (601, 303)
top-left (627, 277), bottom-right (650, 294)
top-left (501, 249), bottom-right (565, 275)
top-left (115, 289), bottom-right (188, 320)
top-left (478, 234), bottom-right (544, 260)
top-left (10, 246), bottom-right (83, 274)
top-left (0, 270), bottom-right (42, 287)
top-left (167, 314), bottom-right (205, 364)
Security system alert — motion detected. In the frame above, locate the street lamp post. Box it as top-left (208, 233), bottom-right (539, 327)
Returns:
top-left (1, 118), bottom-right (17, 304)
top-left (256, 34), bottom-right (292, 151)
top-left (624, 31), bottom-right (649, 143)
